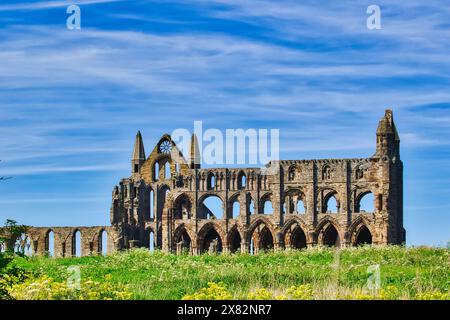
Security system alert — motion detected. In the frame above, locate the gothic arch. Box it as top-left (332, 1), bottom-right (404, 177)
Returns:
top-left (237, 170), bottom-right (246, 189)
top-left (145, 226), bottom-right (157, 251)
top-left (354, 225), bottom-right (373, 246)
top-left (316, 219), bottom-right (341, 247)
top-left (197, 222), bottom-right (225, 253)
top-left (281, 216), bottom-right (308, 235)
top-left (349, 217), bottom-right (374, 245)
top-left (97, 228), bottom-right (108, 255)
top-left (173, 224), bottom-right (194, 253)
top-left (247, 218), bottom-right (276, 253)
top-left (260, 192), bottom-right (273, 214)
top-left (247, 192), bottom-right (255, 215)
top-left (174, 224), bottom-right (195, 244)
top-left (227, 225), bottom-right (243, 253)
top-left (282, 218), bottom-right (309, 249)
top-left (284, 188), bottom-right (306, 214)
top-left (72, 229), bottom-right (82, 256)
top-left (156, 184), bottom-right (171, 220)
top-left (322, 189), bottom-right (339, 213)
top-left (228, 192), bottom-right (241, 219)
top-left (198, 193), bottom-right (225, 219)
top-left (44, 228), bottom-right (54, 255)
top-left (354, 190), bottom-right (375, 213)
top-left (287, 165), bottom-right (296, 181)
top-left (206, 171), bottom-right (216, 190)
top-left (198, 192), bottom-right (225, 205)
top-left (173, 193), bottom-right (193, 219)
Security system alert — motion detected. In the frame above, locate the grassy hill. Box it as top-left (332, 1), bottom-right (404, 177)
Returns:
top-left (6, 246), bottom-right (450, 300)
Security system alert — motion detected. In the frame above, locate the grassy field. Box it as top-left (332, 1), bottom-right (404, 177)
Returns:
top-left (8, 246), bottom-right (450, 300)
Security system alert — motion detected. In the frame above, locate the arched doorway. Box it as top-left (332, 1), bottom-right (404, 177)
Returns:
top-left (98, 229), bottom-right (108, 256)
top-left (72, 230), bottom-right (82, 257)
top-left (291, 227), bottom-right (307, 249)
top-left (249, 221), bottom-right (274, 253)
top-left (175, 229), bottom-right (191, 254)
top-left (355, 225), bottom-right (372, 245)
top-left (322, 224), bottom-right (340, 247)
top-left (259, 226), bottom-right (274, 252)
top-left (45, 230), bottom-right (54, 257)
top-left (228, 228), bottom-right (241, 253)
top-left (200, 226), bottom-right (223, 253)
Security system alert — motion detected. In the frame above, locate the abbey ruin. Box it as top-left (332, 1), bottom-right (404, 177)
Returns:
top-left (4, 110), bottom-right (405, 257)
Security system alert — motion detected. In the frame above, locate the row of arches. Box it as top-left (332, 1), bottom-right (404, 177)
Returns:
top-left (40, 229), bottom-right (108, 257)
top-left (171, 191), bottom-right (375, 220)
top-left (205, 171), bottom-right (247, 190)
top-left (321, 191), bottom-right (374, 213)
top-left (153, 157), bottom-right (180, 182)
top-left (172, 219), bottom-right (373, 254)
top-left (286, 163), bottom-right (369, 182)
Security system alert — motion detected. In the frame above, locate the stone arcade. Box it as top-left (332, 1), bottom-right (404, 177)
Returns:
top-left (4, 110), bottom-right (405, 256)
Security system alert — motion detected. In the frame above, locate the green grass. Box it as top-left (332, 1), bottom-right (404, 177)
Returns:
top-left (11, 246), bottom-right (450, 300)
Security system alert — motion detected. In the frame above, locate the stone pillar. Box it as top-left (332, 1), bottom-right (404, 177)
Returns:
top-left (274, 232), bottom-right (283, 251)
top-left (191, 245), bottom-right (199, 256)
top-left (240, 239), bottom-right (249, 254)
top-left (176, 242), bottom-right (182, 255)
top-left (307, 231), bottom-right (316, 249)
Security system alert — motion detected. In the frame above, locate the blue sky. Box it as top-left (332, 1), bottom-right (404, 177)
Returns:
top-left (0, 0), bottom-right (449, 246)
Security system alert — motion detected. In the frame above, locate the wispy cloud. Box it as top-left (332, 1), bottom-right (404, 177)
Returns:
top-left (2, 164), bottom-right (126, 176)
top-left (0, 0), bottom-right (123, 11)
top-left (0, 1), bottom-right (449, 245)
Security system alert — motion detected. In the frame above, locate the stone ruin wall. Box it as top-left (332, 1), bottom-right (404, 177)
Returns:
top-left (1, 110), bottom-right (405, 257)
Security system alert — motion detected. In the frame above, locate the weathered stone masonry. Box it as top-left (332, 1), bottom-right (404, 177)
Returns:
top-left (4, 110), bottom-right (405, 256)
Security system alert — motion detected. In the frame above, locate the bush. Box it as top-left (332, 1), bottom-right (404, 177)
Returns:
top-left (247, 288), bottom-right (274, 300)
top-left (0, 252), bottom-right (33, 300)
top-left (286, 284), bottom-right (314, 300)
top-left (8, 274), bottom-right (132, 300)
top-left (182, 282), bottom-right (233, 300)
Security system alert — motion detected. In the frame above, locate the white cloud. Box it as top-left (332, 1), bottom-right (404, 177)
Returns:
top-left (2, 164), bottom-right (126, 176)
top-left (0, 0), bottom-right (123, 11)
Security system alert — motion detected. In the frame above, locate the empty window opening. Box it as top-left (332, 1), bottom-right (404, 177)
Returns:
top-left (154, 162), bottom-right (159, 181)
top-left (248, 199), bottom-right (255, 215)
top-left (238, 172), bottom-right (246, 189)
top-left (201, 196), bottom-right (223, 219)
top-left (357, 192), bottom-right (374, 213)
top-left (263, 200), bottom-right (273, 214)
top-left (46, 230), bottom-right (55, 257)
top-left (149, 190), bottom-right (154, 220)
top-left (207, 173), bottom-right (215, 190)
top-left (164, 162), bottom-right (171, 180)
top-left (296, 200), bottom-right (306, 214)
top-left (232, 201), bottom-right (240, 219)
top-left (324, 195), bottom-right (338, 213)
top-left (149, 231), bottom-right (155, 252)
